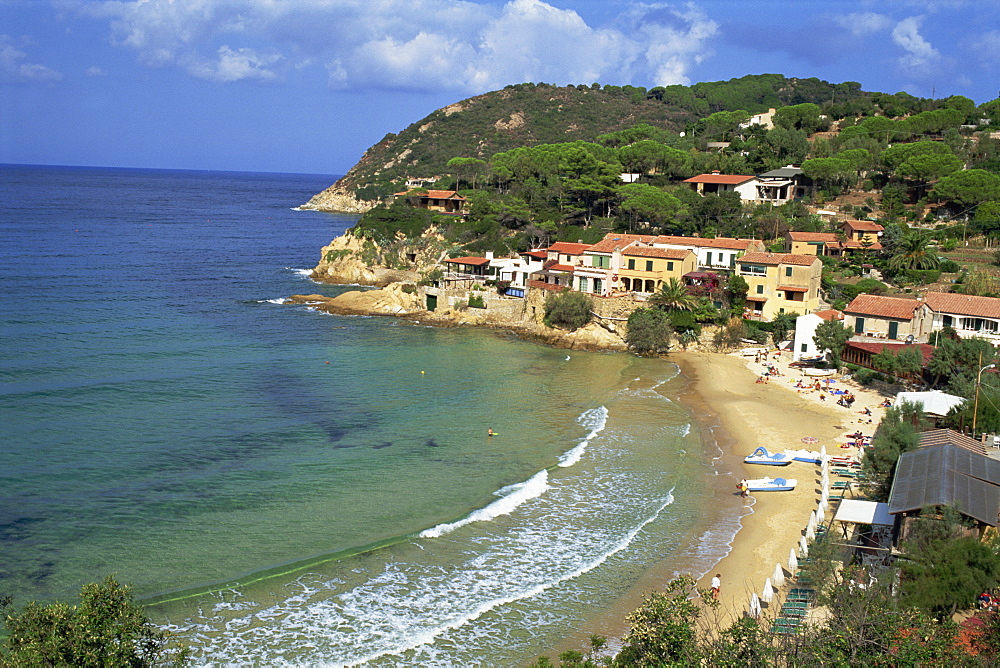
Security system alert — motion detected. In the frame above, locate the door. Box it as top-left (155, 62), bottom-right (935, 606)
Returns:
top-left (888, 321), bottom-right (899, 340)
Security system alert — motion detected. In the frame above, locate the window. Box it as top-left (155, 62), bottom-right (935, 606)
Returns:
top-left (785, 266), bottom-right (793, 277)
top-left (667, 262), bottom-right (674, 271)
top-left (801, 343), bottom-right (807, 352)
top-left (627, 258), bottom-right (635, 270)
top-left (591, 255), bottom-right (610, 269)
top-left (756, 285), bottom-right (764, 294)
top-left (718, 252), bottom-right (724, 263)
top-left (855, 317), bottom-right (864, 334)
top-left (593, 278), bottom-right (603, 294)
top-left (741, 264), bottom-right (766, 276)
top-left (578, 276), bottom-right (588, 292)
top-left (645, 260), bottom-right (654, 272)
top-left (779, 308), bottom-right (785, 314)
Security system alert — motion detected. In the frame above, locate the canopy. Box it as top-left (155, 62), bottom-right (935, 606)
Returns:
top-left (832, 499), bottom-right (894, 526)
top-left (895, 391), bottom-right (965, 418)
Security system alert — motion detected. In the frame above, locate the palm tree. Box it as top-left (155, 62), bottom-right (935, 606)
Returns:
top-left (889, 231), bottom-right (940, 272)
top-left (649, 277), bottom-right (696, 311)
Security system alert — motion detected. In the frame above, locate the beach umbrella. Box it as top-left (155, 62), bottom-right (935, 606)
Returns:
top-left (773, 562), bottom-right (785, 587)
top-left (819, 498), bottom-right (828, 515)
top-left (806, 523), bottom-right (816, 540)
top-left (821, 488), bottom-right (829, 506)
top-left (816, 500), bottom-right (825, 523)
top-left (762, 578), bottom-right (774, 603)
top-left (801, 436), bottom-right (818, 444)
top-left (749, 593), bottom-right (762, 618)
top-left (821, 445), bottom-right (828, 458)
top-left (808, 510), bottom-right (817, 532)
top-left (800, 535), bottom-right (809, 557)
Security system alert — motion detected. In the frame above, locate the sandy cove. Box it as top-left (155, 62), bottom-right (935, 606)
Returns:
top-left (554, 349), bottom-right (890, 656)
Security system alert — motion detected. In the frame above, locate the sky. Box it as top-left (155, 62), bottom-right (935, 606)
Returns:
top-left (2, 0), bottom-right (999, 175)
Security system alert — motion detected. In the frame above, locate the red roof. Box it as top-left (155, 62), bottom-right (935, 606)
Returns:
top-left (444, 256), bottom-right (490, 266)
top-left (845, 294), bottom-right (921, 320)
top-left (846, 341), bottom-right (935, 364)
top-left (779, 286), bottom-right (808, 293)
top-left (521, 250), bottom-right (548, 260)
top-left (738, 252), bottom-right (820, 267)
top-left (683, 173), bottom-right (757, 185)
top-left (623, 246), bottom-right (692, 260)
top-left (547, 242), bottom-right (592, 255)
top-left (923, 292), bottom-right (1000, 319)
top-left (394, 189), bottom-right (467, 200)
top-left (549, 263), bottom-right (576, 272)
top-left (815, 309), bottom-right (845, 321)
top-left (842, 219), bottom-right (884, 232)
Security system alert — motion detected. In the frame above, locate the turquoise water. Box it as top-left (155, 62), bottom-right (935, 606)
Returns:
top-left (1, 166), bottom-right (741, 665)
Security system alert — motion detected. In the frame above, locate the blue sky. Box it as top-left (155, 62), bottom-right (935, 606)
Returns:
top-left (2, 0), bottom-right (998, 175)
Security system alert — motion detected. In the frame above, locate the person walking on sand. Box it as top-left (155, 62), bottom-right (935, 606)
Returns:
top-left (711, 574), bottom-right (721, 599)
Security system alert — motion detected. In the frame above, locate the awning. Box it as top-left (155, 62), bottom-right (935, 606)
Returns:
top-left (833, 499), bottom-right (894, 526)
top-left (779, 286), bottom-right (808, 293)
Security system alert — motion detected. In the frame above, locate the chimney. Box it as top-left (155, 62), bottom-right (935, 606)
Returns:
top-left (485, 251), bottom-right (494, 261)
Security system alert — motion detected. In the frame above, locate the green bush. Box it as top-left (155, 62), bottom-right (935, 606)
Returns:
top-left (626, 307), bottom-right (673, 355)
top-left (939, 258), bottom-right (960, 273)
top-left (468, 293), bottom-right (485, 308)
top-left (543, 291), bottom-right (593, 331)
top-left (902, 269), bottom-right (942, 285)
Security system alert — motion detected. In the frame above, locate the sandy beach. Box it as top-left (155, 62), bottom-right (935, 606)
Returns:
top-left (554, 348), bottom-right (891, 656)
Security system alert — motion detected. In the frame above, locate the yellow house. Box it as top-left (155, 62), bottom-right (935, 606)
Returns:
top-left (618, 246), bottom-right (698, 294)
top-left (840, 220), bottom-right (883, 245)
top-left (736, 252), bottom-right (822, 321)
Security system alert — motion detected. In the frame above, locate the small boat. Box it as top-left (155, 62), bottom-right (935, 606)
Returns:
top-left (802, 368), bottom-right (836, 377)
top-left (746, 477), bottom-right (797, 492)
top-left (744, 446), bottom-right (794, 466)
top-left (740, 346), bottom-right (769, 357)
top-left (782, 448), bottom-right (824, 464)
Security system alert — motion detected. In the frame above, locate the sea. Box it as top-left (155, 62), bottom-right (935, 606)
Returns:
top-left (0, 165), bottom-right (745, 666)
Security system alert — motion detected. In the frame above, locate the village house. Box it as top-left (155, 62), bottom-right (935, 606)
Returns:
top-left (735, 251), bottom-right (822, 321)
top-left (617, 245), bottom-right (698, 294)
top-left (793, 309), bottom-right (844, 361)
top-left (683, 172), bottom-right (759, 199)
top-left (653, 235), bottom-right (766, 272)
top-left (841, 219), bottom-right (884, 246)
top-left (843, 294), bottom-right (923, 341)
top-left (544, 241), bottom-right (593, 267)
top-left (754, 165), bottom-right (811, 203)
top-left (489, 250), bottom-right (546, 296)
top-left (394, 189), bottom-right (468, 215)
top-left (840, 340), bottom-right (935, 383)
top-left (574, 234), bottom-right (656, 296)
top-left (919, 292), bottom-right (1000, 346)
top-left (785, 231), bottom-right (842, 256)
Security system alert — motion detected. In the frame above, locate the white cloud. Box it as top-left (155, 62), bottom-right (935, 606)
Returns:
top-left (0, 34), bottom-right (62, 83)
top-left (971, 30), bottom-right (1000, 65)
top-left (891, 15), bottom-right (940, 72)
top-left (77, 0), bottom-right (719, 92)
top-left (833, 12), bottom-right (893, 37)
top-left (85, 65), bottom-right (105, 76)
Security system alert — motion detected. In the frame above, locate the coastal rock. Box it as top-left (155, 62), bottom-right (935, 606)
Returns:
top-left (300, 184), bottom-right (375, 214)
top-left (311, 232), bottom-right (420, 287)
top-left (289, 283), bottom-right (423, 316)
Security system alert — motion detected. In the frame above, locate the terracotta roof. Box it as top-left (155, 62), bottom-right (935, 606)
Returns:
top-left (547, 241), bottom-right (592, 255)
top-left (841, 240), bottom-right (883, 250)
top-left (738, 252), bottom-right (820, 267)
top-left (923, 292), bottom-right (1000, 319)
top-left (586, 234), bottom-right (656, 254)
top-left (444, 256), bottom-right (490, 266)
top-left (623, 246), bottom-right (692, 260)
top-left (843, 219), bottom-right (884, 232)
top-left (683, 173), bottom-right (757, 185)
top-left (395, 189), bottom-right (466, 200)
top-left (653, 235), bottom-right (756, 250)
top-left (918, 429), bottom-right (986, 457)
top-left (845, 341), bottom-right (936, 364)
top-left (845, 294), bottom-right (921, 320)
top-left (788, 232), bottom-right (839, 243)
top-left (779, 285), bottom-right (808, 293)
top-left (815, 309), bottom-right (845, 321)
top-left (521, 250), bottom-right (548, 259)
top-left (549, 263), bottom-right (576, 272)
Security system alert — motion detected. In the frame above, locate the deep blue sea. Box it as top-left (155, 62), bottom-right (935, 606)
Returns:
top-left (1, 165), bottom-right (742, 665)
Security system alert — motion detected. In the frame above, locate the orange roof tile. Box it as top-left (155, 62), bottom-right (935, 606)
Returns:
top-left (923, 292), bottom-right (1000, 319)
top-left (788, 232), bottom-right (840, 242)
top-left (653, 235), bottom-right (756, 250)
top-left (843, 219), bottom-right (884, 232)
top-left (683, 173), bottom-right (757, 185)
top-left (845, 294), bottom-right (920, 320)
top-left (549, 263), bottom-right (576, 272)
top-left (586, 234), bottom-right (656, 254)
top-left (779, 285), bottom-right (809, 292)
top-left (395, 189), bottom-right (466, 200)
top-left (738, 252), bottom-right (820, 267)
top-left (444, 256), bottom-right (490, 266)
top-left (815, 309), bottom-right (845, 321)
top-left (547, 242), bottom-right (593, 255)
top-left (623, 246), bottom-right (692, 260)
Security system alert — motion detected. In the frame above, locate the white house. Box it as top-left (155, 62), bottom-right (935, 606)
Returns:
top-left (793, 309), bottom-right (844, 361)
top-left (653, 235), bottom-right (766, 272)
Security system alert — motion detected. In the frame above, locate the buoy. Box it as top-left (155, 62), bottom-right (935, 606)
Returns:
top-left (325, 361), bottom-right (329, 364)
top-left (421, 370), bottom-right (425, 374)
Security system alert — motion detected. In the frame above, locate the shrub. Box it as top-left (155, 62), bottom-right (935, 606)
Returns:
top-left (902, 269), bottom-right (942, 285)
top-left (543, 291), bottom-right (593, 331)
top-left (626, 308), bottom-right (673, 355)
top-left (468, 293), bottom-right (485, 308)
top-left (939, 258), bottom-right (960, 273)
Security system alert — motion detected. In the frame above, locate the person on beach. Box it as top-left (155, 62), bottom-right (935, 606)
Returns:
top-left (739, 479), bottom-right (749, 497)
top-left (711, 574), bottom-right (721, 599)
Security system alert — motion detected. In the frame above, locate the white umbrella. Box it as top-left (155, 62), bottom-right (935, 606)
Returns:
top-left (816, 500), bottom-right (825, 522)
top-left (821, 487), bottom-right (829, 505)
top-left (773, 562), bottom-right (785, 587)
top-left (762, 577), bottom-right (774, 603)
top-left (788, 548), bottom-right (798, 573)
top-left (821, 444), bottom-right (828, 459)
top-left (819, 498), bottom-right (828, 515)
top-left (749, 592), bottom-right (762, 618)
top-left (808, 510), bottom-right (817, 530)
top-left (800, 535), bottom-right (809, 557)
top-left (806, 522), bottom-right (816, 540)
